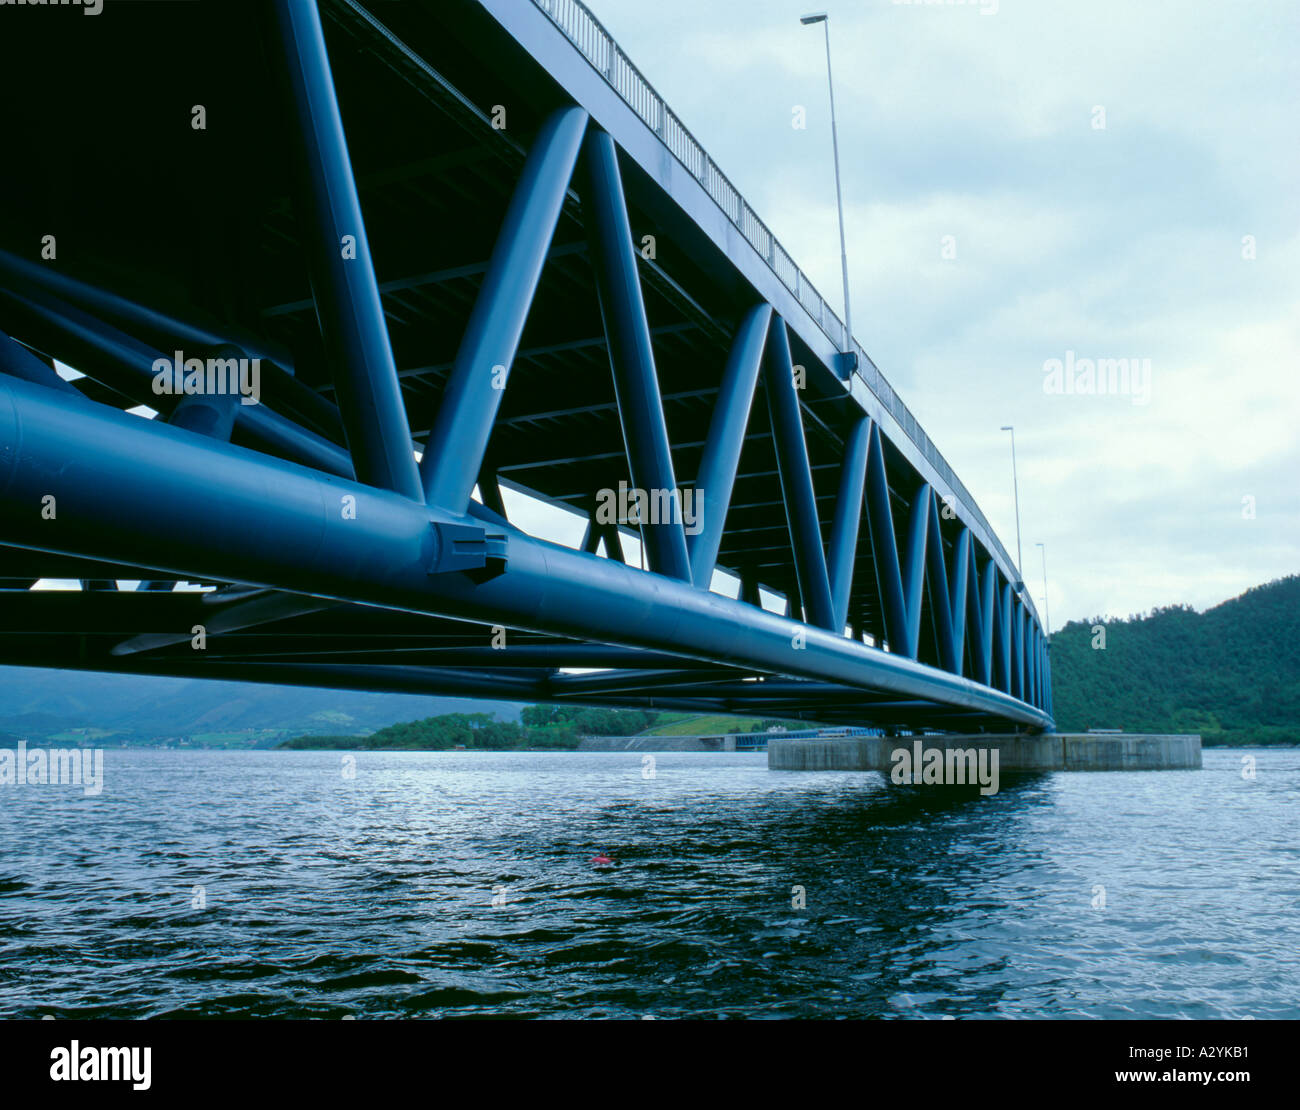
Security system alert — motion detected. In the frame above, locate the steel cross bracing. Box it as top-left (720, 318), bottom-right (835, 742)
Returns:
top-left (0, 0), bottom-right (1052, 733)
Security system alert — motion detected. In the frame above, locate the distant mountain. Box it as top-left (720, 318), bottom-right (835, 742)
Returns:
top-left (0, 666), bottom-right (523, 747)
top-left (1050, 575), bottom-right (1300, 745)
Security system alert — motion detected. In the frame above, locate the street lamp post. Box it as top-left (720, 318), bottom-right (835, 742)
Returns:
top-left (1035, 541), bottom-right (1050, 638)
top-left (1000, 425), bottom-right (1023, 585)
top-left (800, 11), bottom-right (855, 369)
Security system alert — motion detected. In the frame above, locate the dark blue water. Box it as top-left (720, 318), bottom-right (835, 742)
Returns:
top-left (1, 748), bottom-right (1296, 1019)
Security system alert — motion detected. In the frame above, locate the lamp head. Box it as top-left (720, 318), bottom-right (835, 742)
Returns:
top-left (800, 12), bottom-right (828, 25)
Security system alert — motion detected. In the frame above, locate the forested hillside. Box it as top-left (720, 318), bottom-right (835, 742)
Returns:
top-left (1050, 575), bottom-right (1300, 745)
top-left (279, 706), bottom-right (663, 750)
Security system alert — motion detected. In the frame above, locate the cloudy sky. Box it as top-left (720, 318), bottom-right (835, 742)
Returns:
top-left (580, 0), bottom-right (1299, 629)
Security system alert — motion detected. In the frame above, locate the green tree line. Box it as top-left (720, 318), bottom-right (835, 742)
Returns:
top-left (1050, 574), bottom-right (1299, 746)
top-left (279, 704), bottom-right (808, 751)
top-left (279, 706), bottom-right (666, 751)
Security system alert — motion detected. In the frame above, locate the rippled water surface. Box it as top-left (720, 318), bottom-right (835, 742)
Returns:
top-left (1, 748), bottom-right (1296, 1018)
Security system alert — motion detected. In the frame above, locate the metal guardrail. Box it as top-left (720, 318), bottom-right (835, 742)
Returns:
top-left (531, 0), bottom-right (1026, 594)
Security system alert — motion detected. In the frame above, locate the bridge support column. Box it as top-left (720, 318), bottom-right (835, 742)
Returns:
top-left (580, 128), bottom-right (692, 583)
top-left (267, 0), bottom-right (423, 502)
top-left (864, 424), bottom-right (933, 660)
top-left (581, 492), bottom-right (626, 563)
top-left (1013, 601), bottom-right (1026, 701)
top-left (924, 491), bottom-right (959, 673)
top-left (865, 423), bottom-right (907, 654)
top-left (1040, 639), bottom-right (1050, 717)
top-left (948, 529), bottom-right (973, 674)
top-left (763, 314), bottom-right (835, 630)
top-left (1026, 629), bottom-right (1034, 707)
top-left (993, 582), bottom-right (1013, 696)
top-left (900, 488), bottom-right (930, 659)
top-left (1032, 623), bottom-right (1043, 708)
top-left (688, 303), bottom-right (771, 586)
top-left (420, 105), bottom-right (589, 512)
top-left (827, 413), bottom-right (870, 632)
top-left (968, 557), bottom-right (996, 687)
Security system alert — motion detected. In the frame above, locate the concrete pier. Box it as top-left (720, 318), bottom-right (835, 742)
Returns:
top-left (768, 733), bottom-right (1202, 773)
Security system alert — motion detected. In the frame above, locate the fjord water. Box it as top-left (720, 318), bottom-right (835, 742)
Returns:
top-left (1, 748), bottom-right (1296, 1019)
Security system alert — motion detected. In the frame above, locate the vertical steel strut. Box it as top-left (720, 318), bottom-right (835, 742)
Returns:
top-left (580, 128), bottom-right (692, 583)
top-left (689, 303), bottom-right (771, 587)
top-left (268, 0), bottom-right (423, 501)
top-left (763, 314), bottom-right (834, 629)
top-left (421, 105), bottom-right (589, 512)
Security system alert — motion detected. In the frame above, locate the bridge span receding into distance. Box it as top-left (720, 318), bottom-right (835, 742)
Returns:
top-left (0, 0), bottom-right (1051, 733)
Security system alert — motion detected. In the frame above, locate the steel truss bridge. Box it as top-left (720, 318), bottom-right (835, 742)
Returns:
top-left (0, 0), bottom-right (1052, 733)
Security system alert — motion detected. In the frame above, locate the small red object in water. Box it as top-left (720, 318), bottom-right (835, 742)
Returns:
top-left (591, 854), bottom-right (613, 866)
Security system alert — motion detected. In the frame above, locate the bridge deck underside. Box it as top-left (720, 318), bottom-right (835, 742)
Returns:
top-left (0, 0), bottom-right (1051, 732)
